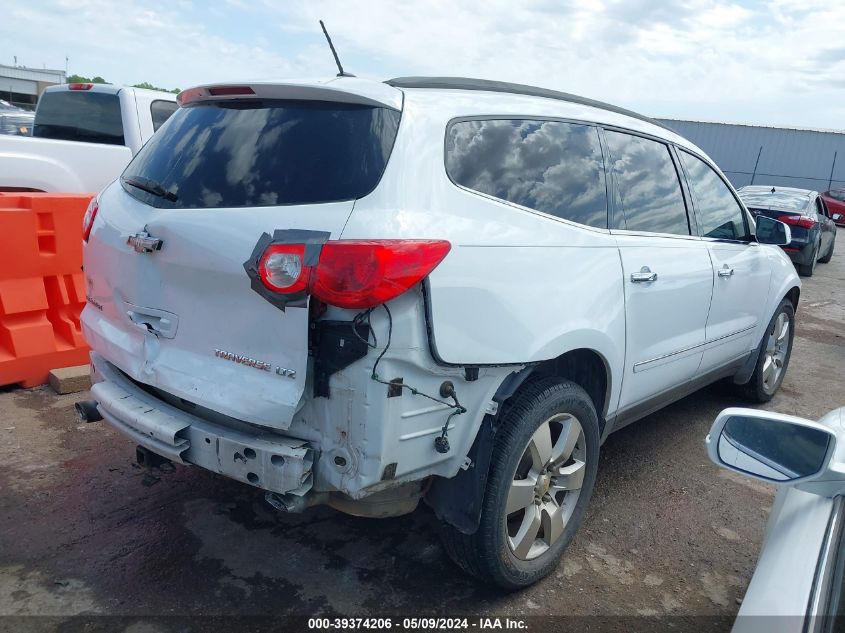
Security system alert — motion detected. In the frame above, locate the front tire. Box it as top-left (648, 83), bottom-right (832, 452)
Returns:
top-left (440, 378), bottom-right (599, 589)
top-left (739, 298), bottom-right (795, 403)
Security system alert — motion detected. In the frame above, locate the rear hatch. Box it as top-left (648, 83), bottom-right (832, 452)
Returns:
top-left (82, 80), bottom-right (402, 429)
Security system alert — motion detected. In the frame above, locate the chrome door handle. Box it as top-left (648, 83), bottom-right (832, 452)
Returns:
top-left (630, 266), bottom-right (658, 283)
top-left (718, 266), bottom-right (735, 278)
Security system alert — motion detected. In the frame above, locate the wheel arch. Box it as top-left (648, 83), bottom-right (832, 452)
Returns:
top-left (786, 285), bottom-right (800, 312)
top-left (733, 285), bottom-right (799, 385)
top-left (426, 346), bottom-right (612, 535)
top-left (526, 348), bottom-right (611, 430)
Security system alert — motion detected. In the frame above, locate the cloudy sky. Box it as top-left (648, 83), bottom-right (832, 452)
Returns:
top-left (3, 0), bottom-right (844, 129)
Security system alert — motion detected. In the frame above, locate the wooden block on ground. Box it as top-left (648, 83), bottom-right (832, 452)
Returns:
top-left (48, 365), bottom-right (91, 395)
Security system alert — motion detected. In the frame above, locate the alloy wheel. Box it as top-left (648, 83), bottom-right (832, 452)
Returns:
top-left (762, 311), bottom-right (791, 394)
top-left (505, 413), bottom-right (586, 561)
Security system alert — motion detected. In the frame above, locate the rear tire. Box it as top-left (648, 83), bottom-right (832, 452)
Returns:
top-left (738, 299), bottom-right (794, 403)
top-left (797, 244), bottom-right (818, 276)
top-left (819, 238), bottom-right (834, 264)
top-left (439, 378), bottom-right (599, 590)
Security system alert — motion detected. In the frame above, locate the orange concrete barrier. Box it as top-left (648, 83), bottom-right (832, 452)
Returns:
top-left (0, 193), bottom-right (94, 388)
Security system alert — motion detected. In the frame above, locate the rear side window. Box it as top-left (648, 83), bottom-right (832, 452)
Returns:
top-left (605, 130), bottom-right (689, 235)
top-left (445, 119), bottom-right (608, 228)
top-left (150, 100), bottom-right (177, 132)
top-left (122, 100), bottom-right (401, 208)
top-left (33, 91), bottom-right (124, 145)
top-left (679, 151), bottom-right (748, 240)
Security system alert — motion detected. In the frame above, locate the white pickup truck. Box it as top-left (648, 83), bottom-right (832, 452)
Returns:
top-left (0, 83), bottom-right (178, 193)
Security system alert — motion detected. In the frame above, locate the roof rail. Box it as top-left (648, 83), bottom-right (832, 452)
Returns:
top-left (385, 76), bottom-right (670, 132)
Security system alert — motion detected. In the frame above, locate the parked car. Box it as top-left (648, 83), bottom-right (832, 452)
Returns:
top-left (0, 99), bottom-right (34, 136)
top-left (738, 186), bottom-right (837, 276)
top-left (79, 76), bottom-right (801, 589)
top-left (0, 83), bottom-right (177, 193)
top-left (821, 189), bottom-right (845, 227)
top-left (707, 406), bottom-right (845, 632)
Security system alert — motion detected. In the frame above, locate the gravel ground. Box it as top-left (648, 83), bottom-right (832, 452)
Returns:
top-left (1, 232), bottom-right (843, 631)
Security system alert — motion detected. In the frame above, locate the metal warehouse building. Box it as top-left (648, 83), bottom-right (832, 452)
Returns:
top-left (0, 64), bottom-right (65, 110)
top-left (658, 118), bottom-right (845, 193)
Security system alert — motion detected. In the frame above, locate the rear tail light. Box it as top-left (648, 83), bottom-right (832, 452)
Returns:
top-left (779, 214), bottom-right (816, 229)
top-left (68, 83), bottom-right (93, 90)
top-left (256, 239), bottom-right (451, 309)
top-left (82, 198), bottom-right (98, 242)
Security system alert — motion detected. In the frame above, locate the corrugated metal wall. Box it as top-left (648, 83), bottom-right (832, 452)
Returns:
top-left (658, 119), bottom-right (845, 192)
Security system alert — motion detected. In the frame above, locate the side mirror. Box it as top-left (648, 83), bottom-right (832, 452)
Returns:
top-left (833, 213), bottom-right (842, 222)
top-left (706, 408), bottom-right (835, 485)
top-left (755, 216), bottom-right (792, 246)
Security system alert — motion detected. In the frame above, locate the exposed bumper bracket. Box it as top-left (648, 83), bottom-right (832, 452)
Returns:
top-left (91, 353), bottom-right (314, 496)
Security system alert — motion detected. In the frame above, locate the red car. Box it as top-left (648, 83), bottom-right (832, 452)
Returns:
top-left (820, 189), bottom-right (845, 226)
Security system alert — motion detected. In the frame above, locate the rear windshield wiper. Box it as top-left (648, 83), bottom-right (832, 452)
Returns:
top-left (123, 176), bottom-right (178, 202)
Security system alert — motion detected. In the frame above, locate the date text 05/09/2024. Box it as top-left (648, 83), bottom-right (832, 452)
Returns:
top-left (307, 617), bottom-right (529, 630)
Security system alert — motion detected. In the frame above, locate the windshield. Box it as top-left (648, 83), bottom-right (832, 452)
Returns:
top-left (121, 99), bottom-right (401, 209)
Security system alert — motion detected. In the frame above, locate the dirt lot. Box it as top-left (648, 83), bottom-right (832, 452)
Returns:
top-left (1, 232), bottom-right (843, 630)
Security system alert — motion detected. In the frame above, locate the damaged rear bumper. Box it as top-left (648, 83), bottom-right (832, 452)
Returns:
top-left (90, 352), bottom-right (314, 496)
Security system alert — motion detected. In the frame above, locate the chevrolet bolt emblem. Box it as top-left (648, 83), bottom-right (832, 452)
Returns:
top-left (127, 231), bottom-right (163, 253)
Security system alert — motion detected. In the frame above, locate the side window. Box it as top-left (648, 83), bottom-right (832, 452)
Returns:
top-left (817, 198), bottom-right (829, 218)
top-left (678, 150), bottom-right (749, 241)
top-left (604, 130), bottom-right (690, 235)
top-left (445, 119), bottom-right (608, 228)
top-left (150, 100), bottom-right (178, 132)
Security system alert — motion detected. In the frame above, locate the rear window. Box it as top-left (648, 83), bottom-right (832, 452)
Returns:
top-left (121, 100), bottom-right (401, 209)
top-left (445, 119), bottom-right (608, 228)
top-left (33, 91), bottom-right (124, 145)
top-left (738, 190), bottom-right (810, 212)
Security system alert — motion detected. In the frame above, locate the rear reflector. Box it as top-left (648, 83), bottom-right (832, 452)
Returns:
top-left (68, 83), bottom-right (93, 91)
top-left (779, 214), bottom-right (816, 229)
top-left (256, 239), bottom-right (451, 309)
top-left (82, 198), bottom-right (98, 242)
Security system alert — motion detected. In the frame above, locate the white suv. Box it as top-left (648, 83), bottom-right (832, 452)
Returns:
top-left (80, 76), bottom-right (801, 589)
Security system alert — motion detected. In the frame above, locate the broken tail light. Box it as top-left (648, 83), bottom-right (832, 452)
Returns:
top-left (257, 239), bottom-right (451, 309)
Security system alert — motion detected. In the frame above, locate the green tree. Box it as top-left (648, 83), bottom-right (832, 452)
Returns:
top-left (66, 73), bottom-right (109, 84)
top-left (66, 74), bottom-right (180, 93)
